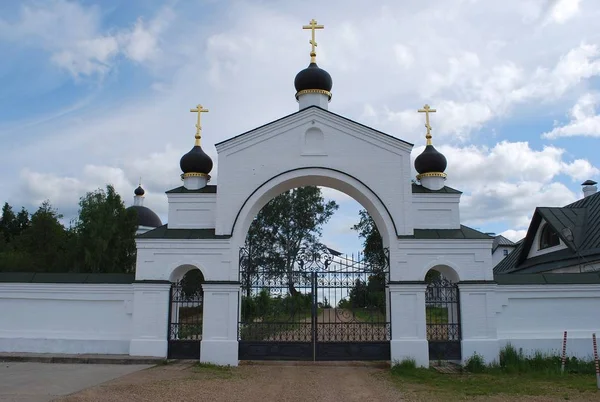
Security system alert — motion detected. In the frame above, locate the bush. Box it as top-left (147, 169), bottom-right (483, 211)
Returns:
top-left (497, 344), bottom-right (596, 375)
top-left (465, 352), bottom-right (486, 373)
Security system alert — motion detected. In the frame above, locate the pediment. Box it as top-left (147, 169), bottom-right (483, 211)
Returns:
top-left (214, 106), bottom-right (413, 158)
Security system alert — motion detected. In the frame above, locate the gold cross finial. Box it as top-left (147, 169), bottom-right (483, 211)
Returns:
top-left (302, 18), bottom-right (324, 63)
top-left (418, 104), bottom-right (437, 145)
top-left (190, 104), bottom-right (209, 146)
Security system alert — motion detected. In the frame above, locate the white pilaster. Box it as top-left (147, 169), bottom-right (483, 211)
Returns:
top-left (200, 282), bottom-right (240, 366)
top-left (389, 283), bottom-right (429, 367)
top-left (129, 282), bottom-right (171, 357)
top-left (458, 282), bottom-right (499, 364)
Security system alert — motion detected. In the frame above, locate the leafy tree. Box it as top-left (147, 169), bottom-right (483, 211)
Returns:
top-left (0, 202), bottom-right (18, 243)
top-left (352, 209), bottom-right (387, 269)
top-left (16, 207), bottom-right (30, 233)
top-left (74, 185), bottom-right (138, 273)
top-left (243, 186), bottom-right (338, 296)
top-left (18, 200), bottom-right (68, 272)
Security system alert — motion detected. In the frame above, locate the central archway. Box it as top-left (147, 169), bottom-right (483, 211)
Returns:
top-left (232, 167), bottom-right (395, 361)
top-left (230, 167), bottom-right (397, 251)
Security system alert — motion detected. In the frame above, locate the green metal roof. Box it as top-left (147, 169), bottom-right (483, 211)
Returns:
top-left (398, 225), bottom-right (493, 240)
top-left (494, 191), bottom-right (600, 274)
top-left (0, 272), bottom-right (134, 284)
top-left (136, 224), bottom-right (231, 240)
top-left (411, 183), bottom-right (462, 194)
top-left (165, 185), bottom-right (217, 194)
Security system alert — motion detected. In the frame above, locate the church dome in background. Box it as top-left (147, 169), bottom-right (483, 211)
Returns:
top-left (180, 145), bottom-right (213, 176)
top-left (128, 205), bottom-right (162, 228)
top-left (134, 185), bottom-right (145, 196)
top-left (294, 62), bottom-right (333, 100)
top-left (414, 145), bottom-right (447, 175)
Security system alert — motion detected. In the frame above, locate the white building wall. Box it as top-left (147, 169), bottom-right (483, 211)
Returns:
top-left (492, 246), bottom-right (514, 268)
top-left (495, 284), bottom-right (600, 358)
top-left (0, 283), bottom-right (133, 355)
top-left (411, 194), bottom-right (461, 229)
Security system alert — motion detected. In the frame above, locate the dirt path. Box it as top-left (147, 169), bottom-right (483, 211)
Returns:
top-left (55, 362), bottom-right (404, 402)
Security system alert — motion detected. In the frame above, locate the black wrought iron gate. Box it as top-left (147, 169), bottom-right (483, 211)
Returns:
top-left (167, 278), bottom-right (204, 359)
top-left (426, 276), bottom-right (462, 360)
top-left (238, 247), bottom-right (390, 361)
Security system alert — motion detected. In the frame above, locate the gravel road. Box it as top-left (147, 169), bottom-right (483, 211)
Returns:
top-left (56, 362), bottom-right (404, 402)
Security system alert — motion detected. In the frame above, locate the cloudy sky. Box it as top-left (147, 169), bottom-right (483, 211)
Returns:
top-left (1, 0), bottom-right (599, 253)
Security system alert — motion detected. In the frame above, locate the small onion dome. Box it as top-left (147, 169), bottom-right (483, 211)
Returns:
top-left (294, 62), bottom-right (333, 100)
top-left (134, 185), bottom-right (145, 196)
top-left (127, 205), bottom-right (162, 228)
top-left (414, 145), bottom-right (447, 177)
top-left (179, 145), bottom-right (213, 177)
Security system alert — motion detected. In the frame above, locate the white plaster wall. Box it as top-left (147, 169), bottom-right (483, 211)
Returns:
top-left (214, 107), bottom-right (414, 240)
top-left (167, 193), bottom-right (217, 229)
top-left (495, 285), bottom-right (600, 358)
top-left (0, 283), bottom-right (133, 355)
top-left (492, 246), bottom-right (514, 268)
top-left (135, 238), bottom-right (235, 281)
top-left (411, 194), bottom-right (460, 229)
top-left (394, 239), bottom-right (494, 282)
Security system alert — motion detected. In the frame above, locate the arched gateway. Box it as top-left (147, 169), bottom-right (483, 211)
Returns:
top-left (131, 20), bottom-right (498, 367)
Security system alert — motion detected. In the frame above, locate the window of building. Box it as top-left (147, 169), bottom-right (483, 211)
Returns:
top-left (539, 224), bottom-right (560, 250)
top-left (503, 249), bottom-right (509, 256)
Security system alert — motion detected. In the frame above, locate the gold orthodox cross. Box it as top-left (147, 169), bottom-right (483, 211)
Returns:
top-left (190, 104), bottom-right (209, 146)
top-left (302, 18), bottom-right (324, 62)
top-left (418, 104), bottom-right (436, 145)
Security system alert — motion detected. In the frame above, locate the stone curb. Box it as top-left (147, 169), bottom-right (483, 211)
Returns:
top-left (0, 355), bottom-right (166, 365)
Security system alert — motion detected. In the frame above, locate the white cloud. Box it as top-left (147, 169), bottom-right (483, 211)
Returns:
top-left (542, 93), bottom-right (600, 138)
top-left (548, 0), bottom-right (581, 24)
top-left (500, 229), bottom-right (527, 242)
top-left (0, 1), bottom-right (173, 78)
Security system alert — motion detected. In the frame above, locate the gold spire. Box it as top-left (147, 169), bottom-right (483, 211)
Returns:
top-left (190, 104), bottom-right (209, 146)
top-left (418, 104), bottom-right (437, 145)
top-left (302, 18), bottom-right (324, 63)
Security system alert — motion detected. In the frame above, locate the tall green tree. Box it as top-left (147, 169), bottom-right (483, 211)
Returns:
top-left (75, 185), bottom-right (138, 273)
top-left (352, 209), bottom-right (387, 269)
top-left (243, 186), bottom-right (338, 295)
top-left (0, 202), bottom-right (18, 243)
top-left (19, 200), bottom-right (68, 272)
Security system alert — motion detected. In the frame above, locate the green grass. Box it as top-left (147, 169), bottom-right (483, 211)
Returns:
top-left (352, 308), bottom-right (386, 323)
top-left (192, 363), bottom-right (236, 379)
top-left (426, 306), bottom-right (448, 324)
top-left (391, 346), bottom-right (600, 399)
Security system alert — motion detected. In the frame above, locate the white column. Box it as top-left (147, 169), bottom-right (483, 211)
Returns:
top-left (458, 282), bottom-right (499, 364)
top-left (129, 281), bottom-right (171, 357)
top-left (200, 282), bottom-right (240, 366)
top-left (389, 283), bottom-right (429, 367)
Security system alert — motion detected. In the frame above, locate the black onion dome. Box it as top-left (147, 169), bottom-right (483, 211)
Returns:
top-left (180, 145), bottom-right (213, 175)
top-left (128, 205), bottom-right (162, 228)
top-left (294, 62), bottom-right (333, 98)
top-left (414, 145), bottom-right (447, 174)
top-left (134, 185), bottom-right (145, 196)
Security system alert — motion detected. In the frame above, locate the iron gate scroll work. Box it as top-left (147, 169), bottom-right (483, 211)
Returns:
top-left (167, 279), bottom-right (204, 359)
top-left (238, 246), bottom-right (391, 361)
top-left (426, 277), bottom-right (462, 361)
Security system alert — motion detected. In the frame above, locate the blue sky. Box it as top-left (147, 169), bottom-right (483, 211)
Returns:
top-left (1, 0), bottom-right (600, 253)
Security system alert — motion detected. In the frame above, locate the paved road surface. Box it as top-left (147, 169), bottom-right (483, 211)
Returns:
top-left (0, 362), bottom-right (151, 402)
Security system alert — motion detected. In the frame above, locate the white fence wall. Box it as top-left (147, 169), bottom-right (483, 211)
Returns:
top-left (0, 283), bottom-right (134, 355)
top-left (495, 284), bottom-right (600, 359)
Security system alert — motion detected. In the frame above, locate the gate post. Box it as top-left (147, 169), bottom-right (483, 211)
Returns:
top-left (389, 282), bottom-right (429, 367)
top-left (129, 281), bottom-right (171, 357)
top-left (458, 282), bottom-right (499, 365)
top-left (200, 282), bottom-right (240, 366)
